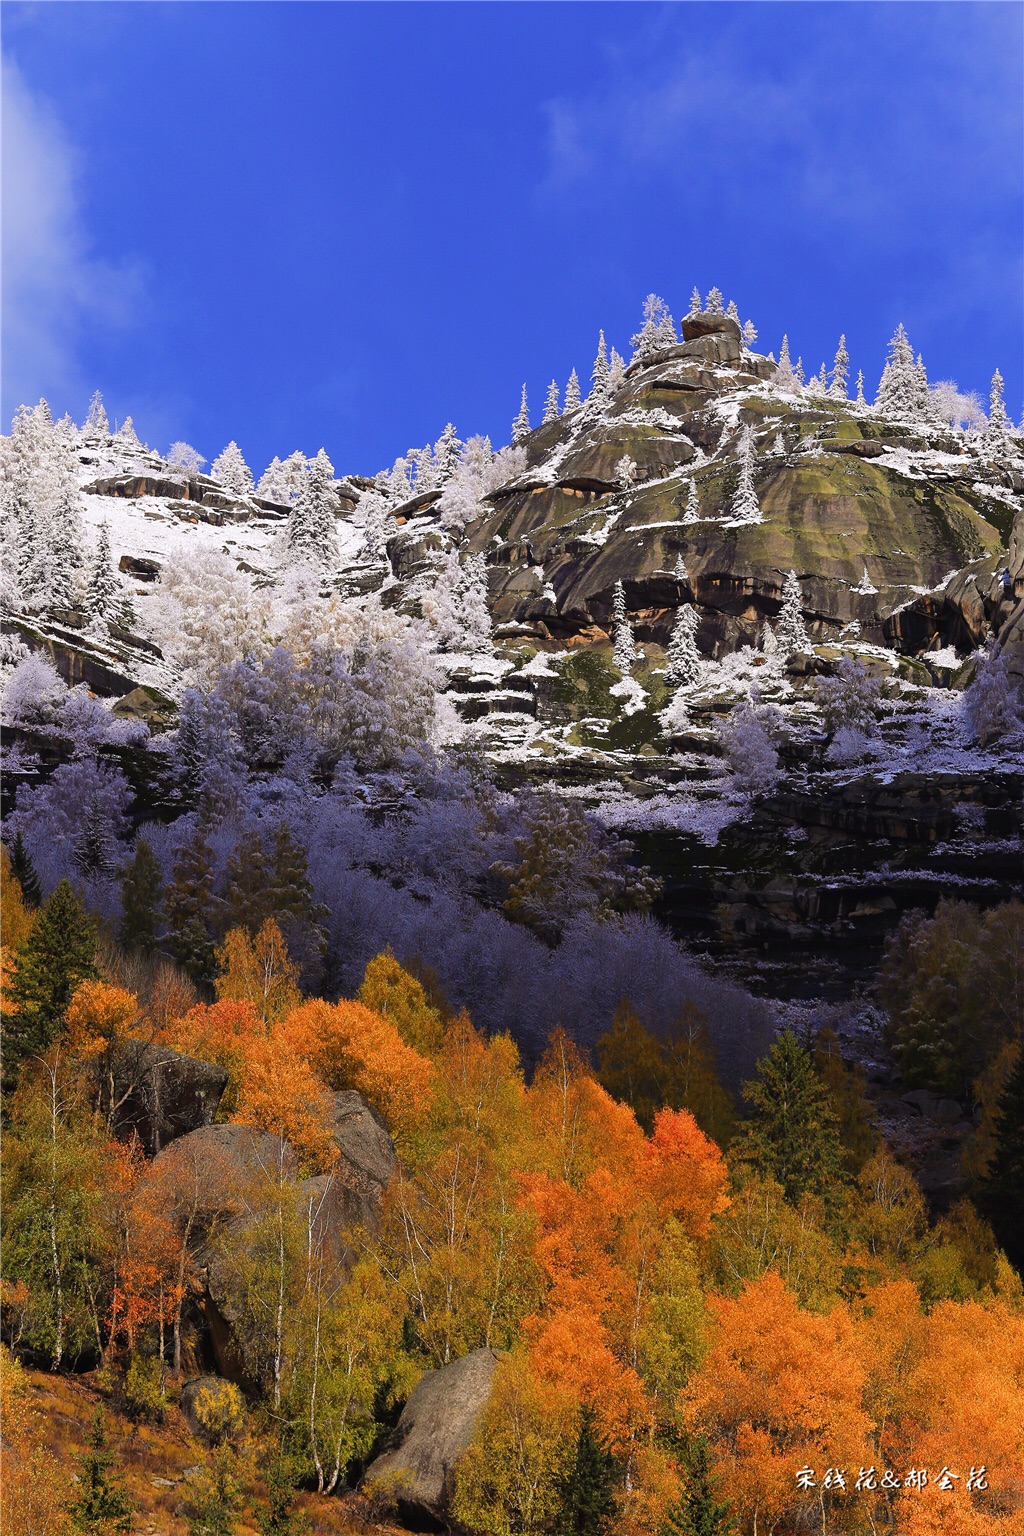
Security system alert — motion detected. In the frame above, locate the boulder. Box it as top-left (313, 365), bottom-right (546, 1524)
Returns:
top-left (179, 1376), bottom-right (245, 1444)
top-left (111, 686), bottom-right (177, 730)
top-left (106, 1040), bottom-right (228, 1155)
top-left (298, 1091), bottom-right (398, 1263)
top-left (681, 311), bottom-right (742, 345)
top-left (363, 1348), bottom-right (499, 1528)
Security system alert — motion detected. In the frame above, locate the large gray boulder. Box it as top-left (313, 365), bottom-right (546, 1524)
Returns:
top-left (106, 1040), bottom-right (228, 1155)
top-left (364, 1348), bottom-right (499, 1529)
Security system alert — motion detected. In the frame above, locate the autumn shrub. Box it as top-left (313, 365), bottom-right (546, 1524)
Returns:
top-left (188, 1379), bottom-right (246, 1446)
top-left (117, 1351), bottom-right (167, 1424)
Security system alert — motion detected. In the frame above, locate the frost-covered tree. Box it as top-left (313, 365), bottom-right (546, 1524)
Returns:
top-left (673, 554), bottom-right (688, 581)
top-left (729, 427), bottom-right (761, 524)
top-left (774, 335), bottom-right (799, 393)
top-left (256, 450), bottom-right (307, 504)
top-left (986, 368), bottom-right (1010, 444)
top-left (875, 323), bottom-right (919, 417)
top-left (688, 286), bottom-right (702, 316)
top-left (590, 331), bottom-right (609, 405)
top-left (715, 694), bottom-right (781, 796)
top-left (962, 645), bottom-right (1024, 746)
top-left (742, 319), bottom-right (758, 346)
top-left (775, 570), bottom-right (809, 653)
top-left (357, 488), bottom-right (396, 562)
top-left (437, 438), bottom-right (526, 532)
top-left (726, 299), bottom-right (740, 323)
top-left (807, 363), bottom-right (828, 397)
top-left (854, 370), bottom-right (867, 409)
top-left (665, 603), bottom-right (702, 687)
top-left (211, 441), bottom-right (254, 497)
top-left (607, 348), bottom-right (626, 393)
top-left (630, 294), bottom-right (674, 361)
top-left (704, 287), bottom-right (724, 316)
top-left (812, 657), bottom-right (883, 735)
top-left (829, 335), bottom-right (850, 399)
top-left (166, 441), bottom-right (207, 474)
top-left (682, 478), bottom-right (700, 524)
top-left (794, 356), bottom-right (806, 387)
top-left (47, 415), bottom-right (85, 610)
top-left (616, 454), bottom-right (637, 489)
top-left (84, 391), bottom-right (109, 435)
top-left (284, 447), bottom-right (336, 569)
top-left (114, 416), bottom-right (141, 450)
top-left (512, 385), bottom-right (531, 444)
top-left (418, 548), bottom-right (492, 654)
top-left (147, 545), bottom-right (272, 687)
top-left (2, 653), bottom-right (69, 724)
top-left (611, 580), bottom-right (635, 674)
top-left (564, 368), bottom-right (582, 412)
top-left (543, 380), bottom-right (561, 423)
top-left (433, 423), bottom-right (463, 482)
top-left (84, 523), bottom-right (121, 622)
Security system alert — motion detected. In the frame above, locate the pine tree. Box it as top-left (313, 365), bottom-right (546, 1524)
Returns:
top-left (875, 323), bottom-right (919, 416)
top-left (704, 287), bottom-right (724, 316)
top-left (742, 318), bottom-right (758, 346)
top-left (631, 294), bottom-right (673, 360)
top-left (433, 422), bottom-right (462, 482)
top-left (513, 385), bottom-right (531, 443)
top-left (211, 441), bottom-right (254, 497)
top-left (986, 368), bottom-right (1010, 443)
top-left (120, 837), bottom-right (163, 955)
top-left (673, 554), bottom-right (688, 582)
top-left (564, 368), bottom-right (582, 412)
top-left (84, 391), bottom-right (110, 436)
top-left (979, 1045), bottom-right (1024, 1272)
top-left (49, 415), bottom-right (86, 609)
top-left (185, 1447), bottom-right (241, 1536)
top-left (775, 335), bottom-right (798, 392)
top-left (666, 604), bottom-right (703, 687)
top-left (115, 416), bottom-right (141, 450)
top-left (688, 286), bottom-right (702, 316)
top-left (855, 369), bottom-right (867, 409)
top-left (85, 523), bottom-right (122, 621)
top-left (554, 1404), bottom-right (619, 1536)
top-left (165, 826), bottom-right (219, 984)
top-left (72, 1409), bottom-right (134, 1535)
top-left (74, 804), bottom-right (116, 880)
top-left (794, 356), bottom-right (805, 386)
top-left (611, 580), bottom-right (635, 674)
top-left (543, 380), bottom-right (561, 423)
top-left (810, 363), bottom-right (828, 395)
top-left (8, 830), bottom-right (41, 907)
top-left (726, 299), bottom-right (740, 323)
top-left (682, 478), bottom-right (700, 524)
top-left (5, 880), bottom-right (97, 1086)
top-left (741, 1029), bottom-right (845, 1204)
top-left (662, 1436), bottom-right (735, 1535)
top-left (284, 448), bottom-right (336, 569)
top-left (607, 348), bottom-right (626, 393)
top-left (729, 427), bottom-right (761, 524)
top-left (590, 331), bottom-right (610, 406)
top-left (829, 334), bottom-right (849, 399)
top-left (775, 570), bottom-right (808, 653)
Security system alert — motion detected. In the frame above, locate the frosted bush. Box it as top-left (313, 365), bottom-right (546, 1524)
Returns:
top-left (826, 725), bottom-right (875, 764)
top-left (59, 686), bottom-right (113, 745)
top-left (812, 657), bottom-right (883, 735)
top-left (147, 544), bottom-right (273, 688)
top-left (962, 646), bottom-right (1024, 746)
top-left (2, 653), bottom-right (68, 723)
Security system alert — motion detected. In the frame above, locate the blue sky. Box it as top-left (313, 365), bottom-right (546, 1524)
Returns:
top-left (2, 2), bottom-right (1021, 477)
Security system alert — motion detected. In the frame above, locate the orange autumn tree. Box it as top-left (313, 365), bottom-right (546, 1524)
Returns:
top-left (681, 1269), bottom-right (874, 1534)
top-left (214, 918), bottom-right (302, 1025)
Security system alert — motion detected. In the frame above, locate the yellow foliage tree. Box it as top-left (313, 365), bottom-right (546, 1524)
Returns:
top-left (214, 918), bottom-right (302, 1025)
top-left (358, 951), bottom-right (445, 1055)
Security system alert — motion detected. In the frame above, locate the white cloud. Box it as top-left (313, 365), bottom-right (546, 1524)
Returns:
top-left (0, 53), bottom-right (143, 423)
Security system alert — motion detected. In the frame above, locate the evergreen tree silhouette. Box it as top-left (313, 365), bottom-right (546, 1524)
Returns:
top-left (554, 1403), bottom-right (619, 1536)
top-left (120, 837), bottom-right (163, 954)
top-left (8, 830), bottom-right (41, 906)
top-left (5, 879), bottom-right (97, 1089)
top-left (741, 1029), bottom-right (845, 1205)
top-left (71, 1409), bottom-right (133, 1534)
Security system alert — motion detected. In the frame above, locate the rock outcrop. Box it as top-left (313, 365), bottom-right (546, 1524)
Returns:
top-left (363, 1348), bottom-right (499, 1528)
top-left (105, 1040), bottom-right (228, 1155)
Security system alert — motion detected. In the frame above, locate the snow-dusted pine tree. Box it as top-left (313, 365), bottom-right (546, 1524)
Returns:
top-left (115, 416), bottom-right (141, 450)
top-left (986, 368), bottom-right (1010, 444)
top-left (775, 335), bottom-right (799, 392)
top-left (284, 447), bottom-right (336, 569)
top-left (630, 294), bottom-right (673, 361)
top-left (590, 331), bottom-right (609, 405)
top-left (543, 380), bottom-right (561, 423)
top-left (84, 391), bottom-right (109, 435)
top-left (616, 455), bottom-right (637, 489)
top-left (166, 441), bottom-right (207, 474)
top-left (673, 554), bottom-right (688, 581)
top-left (775, 570), bottom-right (809, 653)
top-left (829, 335), bottom-right (849, 399)
top-left (682, 478), bottom-right (700, 524)
top-left (742, 319), bottom-right (758, 346)
top-left (564, 368), bottom-right (582, 412)
top-left (875, 324), bottom-right (919, 416)
top-left (704, 287), bottom-right (724, 315)
top-left (729, 427), bottom-right (761, 524)
top-left (854, 370), bottom-right (867, 409)
top-left (84, 522), bottom-right (121, 621)
top-left (607, 349), bottom-right (626, 393)
top-left (358, 489), bottom-right (395, 562)
top-left (513, 385), bottom-right (531, 443)
top-left (433, 423), bottom-right (463, 482)
top-left (688, 286), bottom-right (702, 316)
top-left (49, 415), bottom-right (85, 609)
top-left (611, 580), bottom-right (635, 673)
top-left (665, 603), bottom-right (702, 687)
top-left (726, 299), bottom-right (740, 322)
top-left (211, 441), bottom-right (254, 497)
top-left (807, 364), bottom-right (828, 396)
